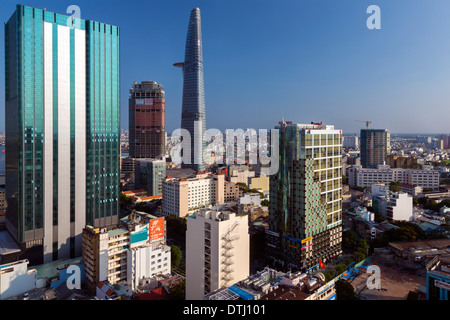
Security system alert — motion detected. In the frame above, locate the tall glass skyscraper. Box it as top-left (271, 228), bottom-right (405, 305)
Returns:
top-left (360, 129), bottom-right (391, 168)
top-left (175, 8), bottom-right (206, 171)
top-left (266, 122), bottom-right (343, 272)
top-left (5, 5), bottom-right (120, 264)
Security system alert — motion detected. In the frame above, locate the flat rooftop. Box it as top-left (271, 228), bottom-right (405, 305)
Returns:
top-left (389, 239), bottom-right (450, 252)
top-left (0, 231), bottom-right (21, 256)
top-left (33, 257), bottom-right (83, 280)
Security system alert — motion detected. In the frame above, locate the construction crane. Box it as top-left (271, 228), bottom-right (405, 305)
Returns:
top-left (355, 120), bottom-right (371, 129)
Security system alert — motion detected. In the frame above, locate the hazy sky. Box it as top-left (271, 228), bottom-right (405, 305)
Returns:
top-left (1, 0), bottom-right (450, 135)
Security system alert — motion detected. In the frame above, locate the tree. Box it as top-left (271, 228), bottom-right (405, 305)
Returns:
top-left (335, 279), bottom-right (356, 300)
top-left (119, 193), bottom-right (132, 209)
top-left (342, 230), bottom-right (357, 250)
top-left (170, 245), bottom-right (183, 269)
top-left (324, 270), bottom-right (337, 282)
top-left (164, 280), bottom-right (185, 300)
top-left (374, 213), bottom-right (387, 223)
top-left (389, 181), bottom-right (401, 192)
top-left (166, 215), bottom-right (187, 244)
top-left (357, 239), bottom-right (369, 253)
top-left (418, 197), bottom-right (428, 206)
top-left (335, 263), bottom-right (347, 275)
top-left (261, 199), bottom-right (269, 208)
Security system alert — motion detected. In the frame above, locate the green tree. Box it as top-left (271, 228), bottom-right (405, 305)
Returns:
top-left (335, 279), bottom-right (357, 300)
top-left (170, 245), bottom-right (183, 269)
top-left (324, 270), bottom-right (337, 282)
top-left (164, 281), bottom-right (186, 300)
top-left (342, 230), bottom-right (357, 250)
top-left (335, 263), bottom-right (347, 274)
top-left (374, 213), bottom-right (387, 223)
top-left (261, 199), bottom-right (269, 208)
top-left (119, 193), bottom-right (132, 209)
top-left (354, 251), bottom-right (366, 263)
top-left (389, 181), bottom-right (401, 192)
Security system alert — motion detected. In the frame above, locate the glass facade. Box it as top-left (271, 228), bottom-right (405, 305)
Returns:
top-left (360, 129), bottom-right (391, 168)
top-left (5, 5), bottom-right (120, 262)
top-left (267, 122), bottom-right (343, 271)
top-left (177, 8), bottom-right (206, 171)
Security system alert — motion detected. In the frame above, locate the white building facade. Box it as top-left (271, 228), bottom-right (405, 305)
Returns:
top-left (386, 192), bottom-right (413, 221)
top-left (162, 173), bottom-right (225, 218)
top-left (348, 165), bottom-right (440, 190)
top-left (186, 209), bottom-right (250, 300)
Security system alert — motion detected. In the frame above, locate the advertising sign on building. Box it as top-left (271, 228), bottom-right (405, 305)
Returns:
top-left (135, 98), bottom-right (153, 105)
top-left (150, 217), bottom-right (165, 242)
top-left (435, 280), bottom-right (450, 291)
top-left (130, 225), bottom-right (149, 247)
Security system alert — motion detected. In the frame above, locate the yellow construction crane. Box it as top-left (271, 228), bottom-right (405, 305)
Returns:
top-left (355, 120), bottom-right (371, 129)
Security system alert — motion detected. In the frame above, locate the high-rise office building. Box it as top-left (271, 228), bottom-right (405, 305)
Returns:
top-left (360, 129), bottom-right (390, 168)
top-left (129, 81), bottom-right (165, 159)
top-left (266, 122), bottom-right (343, 272)
top-left (134, 159), bottom-right (166, 196)
top-left (5, 5), bottom-right (120, 264)
top-left (174, 8), bottom-right (206, 171)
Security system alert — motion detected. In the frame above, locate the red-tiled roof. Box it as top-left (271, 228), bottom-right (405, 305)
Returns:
top-left (133, 287), bottom-right (167, 300)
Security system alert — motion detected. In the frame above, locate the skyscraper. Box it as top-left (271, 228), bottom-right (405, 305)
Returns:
top-left (174, 8), bottom-right (206, 171)
top-left (129, 81), bottom-right (165, 159)
top-left (266, 122), bottom-right (343, 272)
top-left (360, 129), bottom-right (391, 168)
top-left (5, 5), bottom-right (120, 264)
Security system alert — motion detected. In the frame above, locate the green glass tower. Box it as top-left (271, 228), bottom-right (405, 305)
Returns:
top-left (360, 129), bottom-right (391, 168)
top-left (5, 5), bottom-right (120, 264)
top-left (266, 122), bottom-right (343, 272)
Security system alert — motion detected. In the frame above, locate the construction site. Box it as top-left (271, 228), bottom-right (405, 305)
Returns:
top-left (343, 256), bottom-right (426, 300)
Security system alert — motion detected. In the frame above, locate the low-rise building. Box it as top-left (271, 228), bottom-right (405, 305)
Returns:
top-left (204, 267), bottom-right (336, 301)
top-left (0, 259), bottom-right (37, 300)
top-left (228, 165), bottom-right (255, 185)
top-left (347, 165), bottom-right (440, 190)
top-left (248, 175), bottom-right (270, 193)
top-left (400, 184), bottom-right (423, 197)
top-left (386, 192), bottom-right (413, 221)
top-left (82, 211), bottom-right (171, 293)
top-left (426, 254), bottom-right (450, 300)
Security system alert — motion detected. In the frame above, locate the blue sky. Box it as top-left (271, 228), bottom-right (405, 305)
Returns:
top-left (1, 0), bottom-right (450, 134)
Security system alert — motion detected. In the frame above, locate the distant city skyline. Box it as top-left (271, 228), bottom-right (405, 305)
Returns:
top-left (1, 0), bottom-right (450, 134)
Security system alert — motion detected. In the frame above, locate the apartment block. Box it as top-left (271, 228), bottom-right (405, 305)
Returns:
top-left (186, 208), bottom-right (250, 300)
top-left (162, 172), bottom-right (225, 218)
top-left (82, 211), bottom-right (170, 293)
top-left (347, 165), bottom-right (440, 190)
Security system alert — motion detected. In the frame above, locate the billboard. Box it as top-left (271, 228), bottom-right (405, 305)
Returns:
top-left (150, 217), bottom-right (165, 242)
top-left (135, 98), bottom-right (153, 105)
top-left (130, 225), bottom-right (149, 247)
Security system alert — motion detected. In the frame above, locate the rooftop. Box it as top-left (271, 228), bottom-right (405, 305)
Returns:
top-left (389, 239), bottom-right (450, 252)
top-left (33, 257), bottom-right (83, 280)
top-left (0, 231), bottom-right (21, 256)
